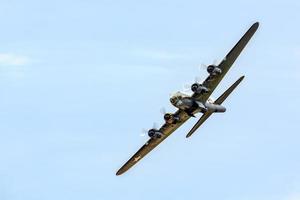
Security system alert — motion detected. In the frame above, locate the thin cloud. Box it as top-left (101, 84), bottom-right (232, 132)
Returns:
top-left (0, 53), bottom-right (30, 66)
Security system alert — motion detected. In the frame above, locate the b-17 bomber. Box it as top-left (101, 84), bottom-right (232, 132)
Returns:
top-left (116, 22), bottom-right (259, 176)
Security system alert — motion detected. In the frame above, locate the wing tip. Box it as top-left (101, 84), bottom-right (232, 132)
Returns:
top-left (251, 22), bottom-right (259, 31)
top-left (116, 169), bottom-right (124, 176)
top-left (116, 165), bottom-right (128, 176)
top-left (238, 75), bottom-right (245, 84)
top-left (186, 132), bottom-right (192, 138)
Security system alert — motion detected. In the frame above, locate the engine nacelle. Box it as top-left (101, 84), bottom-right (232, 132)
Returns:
top-left (205, 103), bottom-right (226, 113)
top-left (164, 113), bottom-right (180, 124)
top-left (207, 65), bottom-right (222, 75)
top-left (148, 129), bottom-right (163, 139)
top-left (191, 83), bottom-right (209, 94)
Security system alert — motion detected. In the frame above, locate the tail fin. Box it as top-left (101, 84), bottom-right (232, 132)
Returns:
top-left (186, 76), bottom-right (245, 138)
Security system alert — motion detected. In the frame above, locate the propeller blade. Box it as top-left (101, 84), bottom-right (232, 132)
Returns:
top-left (160, 107), bottom-right (166, 115)
top-left (182, 83), bottom-right (191, 93)
top-left (140, 128), bottom-right (148, 137)
top-left (199, 63), bottom-right (207, 71)
top-left (213, 59), bottom-right (218, 65)
top-left (195, 76), bottom-right (202, 83)
top-left (153, 122), bottom-right (158, 129)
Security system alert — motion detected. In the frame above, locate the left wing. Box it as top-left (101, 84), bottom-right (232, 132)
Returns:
top-left (116, 109), bottom-right (191, 175)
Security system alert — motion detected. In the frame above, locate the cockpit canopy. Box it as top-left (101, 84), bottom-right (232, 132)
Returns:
top-left (169, 91), bottom-right (188, 105)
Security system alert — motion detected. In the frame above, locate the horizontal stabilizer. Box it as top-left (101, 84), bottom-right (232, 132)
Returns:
top-left (186, 76), bottom-right (245, 138)
top-left (214, 76), bottom-right (244, 105)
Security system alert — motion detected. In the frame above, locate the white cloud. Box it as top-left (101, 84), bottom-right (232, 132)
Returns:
top-left (0, 53), bottom-right (30, 66)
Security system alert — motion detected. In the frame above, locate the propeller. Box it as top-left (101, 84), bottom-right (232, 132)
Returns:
top-left (194, 76), bottom-right (203, 83)
top-left (181, 60), bottom-right (219, 94)
top-left (199, 59), bottom-right (218, 70)
top-left (140, 122), bottom-right (159, 137)
top-left (182, 76), bottom-right (203, 93)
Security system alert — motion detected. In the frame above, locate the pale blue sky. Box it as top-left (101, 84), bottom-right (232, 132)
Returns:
top-left (0, 0), bottom-right (299, 200)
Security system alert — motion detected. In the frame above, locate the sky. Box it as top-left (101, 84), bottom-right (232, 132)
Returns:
top-left (0, 0), bottom-right (299, 200)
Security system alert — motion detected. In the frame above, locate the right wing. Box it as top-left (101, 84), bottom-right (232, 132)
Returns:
top-left (186, 76), bottom-right (245, 138)
top-left (192, 22), bottom-right (259, 103)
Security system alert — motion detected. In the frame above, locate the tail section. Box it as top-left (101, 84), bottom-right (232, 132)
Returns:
top-left (186, 76), bottom-right (245, 138)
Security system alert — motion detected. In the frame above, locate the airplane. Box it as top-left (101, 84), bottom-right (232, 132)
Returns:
top-left (116, 22), bottom-right (259, 176)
